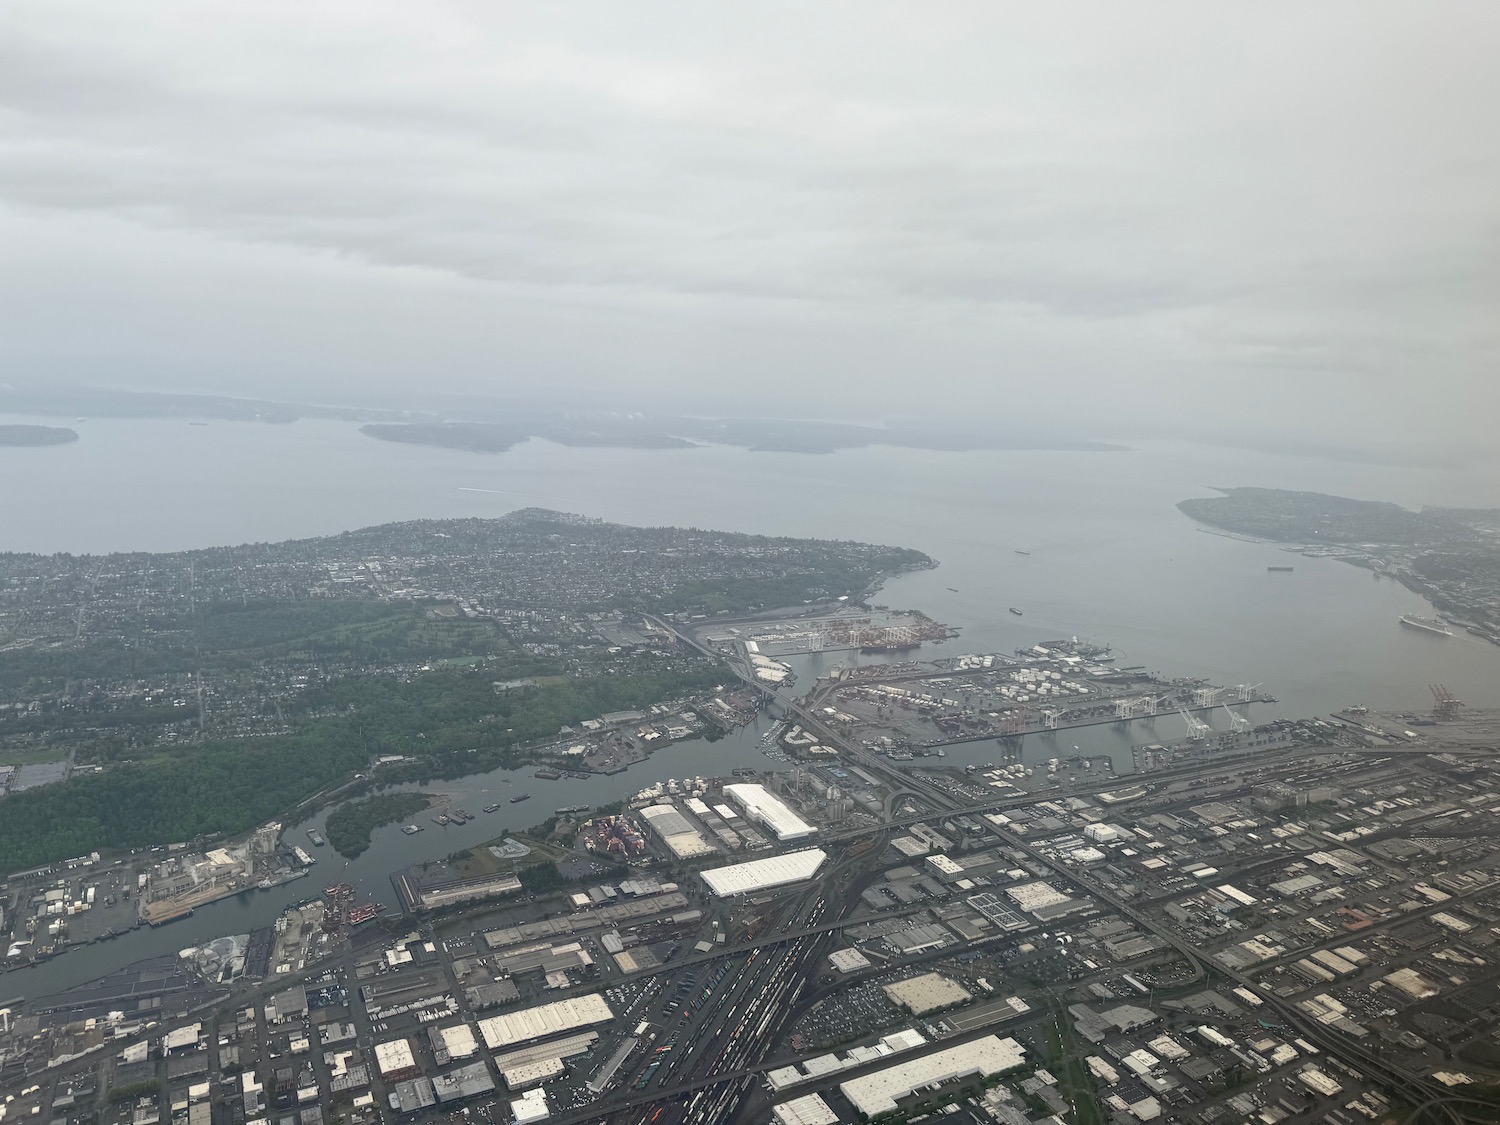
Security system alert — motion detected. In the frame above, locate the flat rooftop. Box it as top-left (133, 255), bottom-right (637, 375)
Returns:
top-left (701, 848), bottom-right (828, 897)
top-left (723, 783), bottom-right (817, 841)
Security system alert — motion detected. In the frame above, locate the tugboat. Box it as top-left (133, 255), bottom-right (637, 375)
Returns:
top-left (432, 813), bottom-right (450, 826)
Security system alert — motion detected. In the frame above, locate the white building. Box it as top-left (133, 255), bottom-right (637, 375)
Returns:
top-left (723, 784), bottom-right (817, 841)
top-left (639, 804), bottom-right (717, 859)
top-left (772, 1093), bottom-right (840, 1125)
top-left (701, 849), bottom-right (827, 897)
top-left (478, 994), bottom-right (614, 1051)
top-left (374, 1038), bottom-right (419, 1079)
top-left (839, 1036), bottom-right (1026, 1117)
top-left (511, 1087), bottom-right (550, 1124)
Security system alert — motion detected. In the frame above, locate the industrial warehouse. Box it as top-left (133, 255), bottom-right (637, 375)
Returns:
top-left (701, 848), bottom-right (829, 898)
top-left (838, 1035), bottom-right (1029, 1117)
top-left (8, 625), bottom-right (1499, 1125)
top-left (721, 783), bottom-right (818, 841)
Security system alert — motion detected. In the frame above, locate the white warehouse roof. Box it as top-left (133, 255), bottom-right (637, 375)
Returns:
top-left (639, 804), bottom-right (717, 859)
top-left (839, 1036), bottom-right (1027, 1117)
top-left (772, 1093), bottom-right (841, 1125)
top-left (477, 994), bottom-right (614, 1051)
top-left (374, 1038), bottom-right (417, 1076)
top-left (511, 1088), bottom-right (550, 1124)
top-left (701, 848), bottom-right (828, 897)
top-left (723, 784), bottom-right (817, 841)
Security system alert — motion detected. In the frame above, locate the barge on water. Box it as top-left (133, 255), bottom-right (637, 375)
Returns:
top-left (510, 793), bottom-right (531, 803)
top-left (148, 907), bottom-right (194, 927)
top-left (306, 829), bottom-right (326, 847)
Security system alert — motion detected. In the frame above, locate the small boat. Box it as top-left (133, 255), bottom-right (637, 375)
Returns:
top-left (1008, 608), bottom-right (1023, 616)
top-left (510, 793), bottom-right (531, 803)
top-left (1014, 550), bottom-right (1031, 556)
top-left (946, 587), bottom-right (959, 593)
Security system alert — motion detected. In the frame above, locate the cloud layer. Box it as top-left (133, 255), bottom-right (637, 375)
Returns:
top-left (1, 2), bottom-right (1496, 443)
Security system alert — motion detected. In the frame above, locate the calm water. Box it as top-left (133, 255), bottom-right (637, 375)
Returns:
top-left (3, 416), bottom-right (1499, 998)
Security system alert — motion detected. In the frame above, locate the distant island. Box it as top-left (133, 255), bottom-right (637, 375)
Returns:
top-left (0, 383), bottom-right (420, 425)
top-left (0, 383), bottom-right (1125, 454)
top-left (1179, 486), bottom-right (1500, 647)
top-left (1176, 486), bottom-right (1470, 544)
top-left (361, 421), bottom-right (696, 454)
top-left (361, 416), bottom-right (1125, 456)
top-left (0, 424), bottom-right (78, 447)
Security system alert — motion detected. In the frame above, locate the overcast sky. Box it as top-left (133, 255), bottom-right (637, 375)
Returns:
top-left (1, 2), bottom-right (1496, 449)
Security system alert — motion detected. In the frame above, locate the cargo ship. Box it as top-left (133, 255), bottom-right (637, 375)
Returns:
top-left (306, 829), bottom-right (326, 847)
top-left (510, 793), bottom-right (531, 803)
top-left (1399, 614), bottom-right (1453, 637)
top-left (859, 640), bottom-right (920, 654)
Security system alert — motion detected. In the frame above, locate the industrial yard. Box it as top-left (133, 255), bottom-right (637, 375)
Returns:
top-left (6, 640), bottom-right (1500, 1125)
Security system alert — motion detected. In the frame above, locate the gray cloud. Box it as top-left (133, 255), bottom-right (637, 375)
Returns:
top-left (0, 1), bottom-right (1496, 442)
